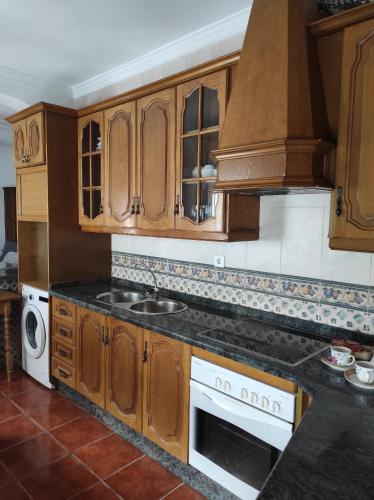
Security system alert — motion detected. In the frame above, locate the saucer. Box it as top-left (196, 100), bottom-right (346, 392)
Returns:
top-left (321, 356), bottom-right (355, 372)
top-left (344, 369), bottom-right (374, 390)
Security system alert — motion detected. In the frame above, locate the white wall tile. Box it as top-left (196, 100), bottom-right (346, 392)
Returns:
top-left (281, 206), bottom-right (324, 278)
top-left (246, 206), bottom-right (282, 273)
top-left (321, 207), bottom-right (371, 286)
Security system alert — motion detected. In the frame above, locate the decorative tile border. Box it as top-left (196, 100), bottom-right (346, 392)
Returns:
top-left (112, 252), bottom-right (374, 335)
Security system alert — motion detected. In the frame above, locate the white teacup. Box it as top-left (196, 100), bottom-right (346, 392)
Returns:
top-left (355, 361), bottom-right (374, 385)
top-left (330, 346), bottom-right (354, 367)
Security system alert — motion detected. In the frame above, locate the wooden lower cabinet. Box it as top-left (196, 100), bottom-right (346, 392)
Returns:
top-left (105, 318), bottom-right (143, 432)
top-left (142, 330), bottom-right (191, 463)
top-left (76, 307), bottom-right (106, 407)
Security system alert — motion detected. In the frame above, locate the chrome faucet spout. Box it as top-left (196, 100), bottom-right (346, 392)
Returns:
top-left (135, 263), bottom-right (159, 299)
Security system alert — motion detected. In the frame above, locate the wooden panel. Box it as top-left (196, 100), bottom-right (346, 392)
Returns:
top-left (104, 102), bottom-right (136, 228)
top-left (52, 298), bottom-right (76, 324)
top-left (16, 166), bottom-right (48, 221)
top-left (52, 338), bottom-right (76, 367)
top-left (17, 221), bottom-right (48, 285)
top-left (105, 318), bottom-right (143, 432)
top-left (52, 317), bottom-right (76, 346)
top-left (192, 347), bottom-right (298, 393)
top-left (52, 357), bottom-right (76, 389)
top-left (136, 88), bottom-right (176, 230)
top-left (12, 120), bottom-right (27, 168)
top-left (26, 112), bottom-right (45, 166)
top-left (76, 307), bottom-right (106, 407)
top-left (143, 330), bottom-right (191, 462)
top-left (329, 18), bottom-right (374, 252)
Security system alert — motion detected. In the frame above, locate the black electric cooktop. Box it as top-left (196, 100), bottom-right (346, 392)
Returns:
top-left (198, 319), bottom-right (330, 367)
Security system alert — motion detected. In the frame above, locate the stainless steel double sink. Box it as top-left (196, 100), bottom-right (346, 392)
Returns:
top-left (96, 289), bottom-right (187, 316)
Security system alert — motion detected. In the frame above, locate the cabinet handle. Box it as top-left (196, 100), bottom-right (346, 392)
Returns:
top-left (336, 186), bottom-right (343, 217)
top-left (142, 341), bottom-right (148, 363)
top-left (57, 347), bottom-right (71, 359)
top-left (58, 327), bottom-right (70, 338)
top-left (58, 368), bottom-right (69, 379)
top-left (58, 307), bottom-right (68, 316)
top-left (174, 195), bottom-right (180, 216)
top-left (131, 198), bottom-right (136, 215)
top-left (136, 204), bottom-right (140, 215)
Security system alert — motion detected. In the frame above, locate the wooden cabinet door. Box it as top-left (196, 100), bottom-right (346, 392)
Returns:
top-left (175, 71), bottom-right (227, 234)
top-left (26, 112), bottom-right (45, 167)
top-left (105, 318), bottom-right (143, 432)
top-left (78, 113), bottom-right (105, 227)
top-left (76, 307), bottom-right (106, 407)
top-left (329, 19), bottom-right (374, 252)
top-left (142, 330), bottom-right (191, 462)
top-left (104, 103), bottom-right (136, 228)
top-left (16, 166), bottom-right (48, 222)
top-left (13, 120), bottom-right (27, 168)
top-left (136, 88), bottom-right (176, 230)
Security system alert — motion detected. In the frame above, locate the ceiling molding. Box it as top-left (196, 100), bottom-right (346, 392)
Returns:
top-left (0, 66), bottom-right (73, 107)
top-left (72, 5), bottom-right (251, 100)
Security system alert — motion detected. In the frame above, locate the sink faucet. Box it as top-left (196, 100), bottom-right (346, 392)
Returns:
top-left (135, 263), bottom-right (159, 299)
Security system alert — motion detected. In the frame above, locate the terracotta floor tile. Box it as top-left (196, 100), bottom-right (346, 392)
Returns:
top-left (21, 455), bottom-right (97, 500)
top-left (0, 415), bottom-right (42, 451)
top-left (51, 415), bottom-right (111, 451)
top-left (0, 372), bottom-right (41, 397)
top-left (0, 461), bottom-right (15, 488)
top-left (29, 397), bottom-right (86, 430)
top-left (75, 433), bottom-right (143, 479)
top-left (73, 482), bottom-right (119, 499)
top-left (0, 399), bottom-right (22, 423)
top-left (0, 483), bottom-right (29, 500)
top-left (107, 455), bottom-right (182, 499)
top-left (165, 484), bottom-right (205, 499)
top-left (0, 432), bottom-right (67, 480)
top-left (11, 385), bottom-right (64, 413)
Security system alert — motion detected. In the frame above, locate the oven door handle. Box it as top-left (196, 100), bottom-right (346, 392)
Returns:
top-left (202, 391), bottom-right (264, 422)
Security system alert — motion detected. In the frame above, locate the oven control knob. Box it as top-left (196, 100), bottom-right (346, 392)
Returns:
top-left (240, 388), bottom-right (249, 400)
top-left (224, 380), bottom-right (231, 392)
top-left (261, 396), bottom-right (270, 409)
top-left (272, 401), bottom-right (281, 414)
top-left (215, 377), bottom-right (222, 389)
top-left (250, 392), bottom-right (259, 405)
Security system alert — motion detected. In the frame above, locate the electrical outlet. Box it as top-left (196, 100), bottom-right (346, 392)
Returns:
top-left (214, 255), bottom-right (225, 268)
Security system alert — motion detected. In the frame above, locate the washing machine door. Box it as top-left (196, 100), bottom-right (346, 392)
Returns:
top-left (22, 304), bottom-right (46, 359)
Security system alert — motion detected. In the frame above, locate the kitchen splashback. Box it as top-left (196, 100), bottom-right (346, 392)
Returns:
top-left (112, 251), bottom-right (374, 335)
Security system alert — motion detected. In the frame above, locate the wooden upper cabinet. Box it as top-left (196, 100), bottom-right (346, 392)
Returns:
top-left (105, 318), bottom-right (143, 432)
top-left (104, 103), bottom-right (136, 228)
top-left (78, 112), bottom-right (105, 227)
top-left (329, 18), bottom-right (374, 252)
top-left (12, 112), bottom-right (45, 168)
top-left (142, 330), bottom-right (191, 462)
top-left (16, 166), bottom-right (48, 222)
top-left (175, 70), bottom-right (227, 233)
top-left (136, 88), bottom-right (176, 230)
top-left (76, 307), bottom-right (106, 407)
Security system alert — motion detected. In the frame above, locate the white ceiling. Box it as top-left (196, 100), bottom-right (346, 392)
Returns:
top-left (0, 0), bottom-right (250, 144)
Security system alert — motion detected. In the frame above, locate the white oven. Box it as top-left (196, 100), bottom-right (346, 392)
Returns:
top-left (189, 357), bottom-right (296, 499)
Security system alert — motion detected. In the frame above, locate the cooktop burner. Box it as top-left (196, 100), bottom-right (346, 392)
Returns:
top-left (198, 320), bottom-right (329, 367)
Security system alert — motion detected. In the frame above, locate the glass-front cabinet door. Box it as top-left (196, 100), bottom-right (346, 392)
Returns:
top-left (175, 70), bottom-right (227, 233)
top-left (78, 112), bottom-right (105, 226)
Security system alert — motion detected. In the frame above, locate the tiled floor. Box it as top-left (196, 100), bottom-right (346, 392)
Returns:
top-left (0, 370), bottom-right (204, 499)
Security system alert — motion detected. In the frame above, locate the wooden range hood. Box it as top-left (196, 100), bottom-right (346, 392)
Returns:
top-left (214, 0), bottom-right (335, 194)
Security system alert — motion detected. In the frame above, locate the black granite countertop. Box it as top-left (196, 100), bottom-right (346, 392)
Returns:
top-left (50, 279), bottom-right (374, 500)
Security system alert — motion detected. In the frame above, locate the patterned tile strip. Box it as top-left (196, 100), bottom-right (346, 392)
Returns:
top-left (112, 252), bottom-right (373, 335)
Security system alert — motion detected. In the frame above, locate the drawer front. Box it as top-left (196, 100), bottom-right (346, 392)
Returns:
top-left (52, 298), bottom-right (76, 324)
top-left (52, 358), bottom-right (76, 389)
top-left (52, 338), bottom-right (76, 367)
top-left (52, 318), bottom-right (76, 346)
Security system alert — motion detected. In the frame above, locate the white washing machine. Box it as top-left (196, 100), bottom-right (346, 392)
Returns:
top-left (22, 284), bottom-right (54, 389)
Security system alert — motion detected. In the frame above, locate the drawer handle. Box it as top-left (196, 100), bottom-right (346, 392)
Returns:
top-left (58, 368), bottom-right (69, 379)
top-left (58, 307), bottom-right (69, 317)
top-left (57, 347), bottom-right (72, 359)
top-left (58, 327), bottom-right (70, 338)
